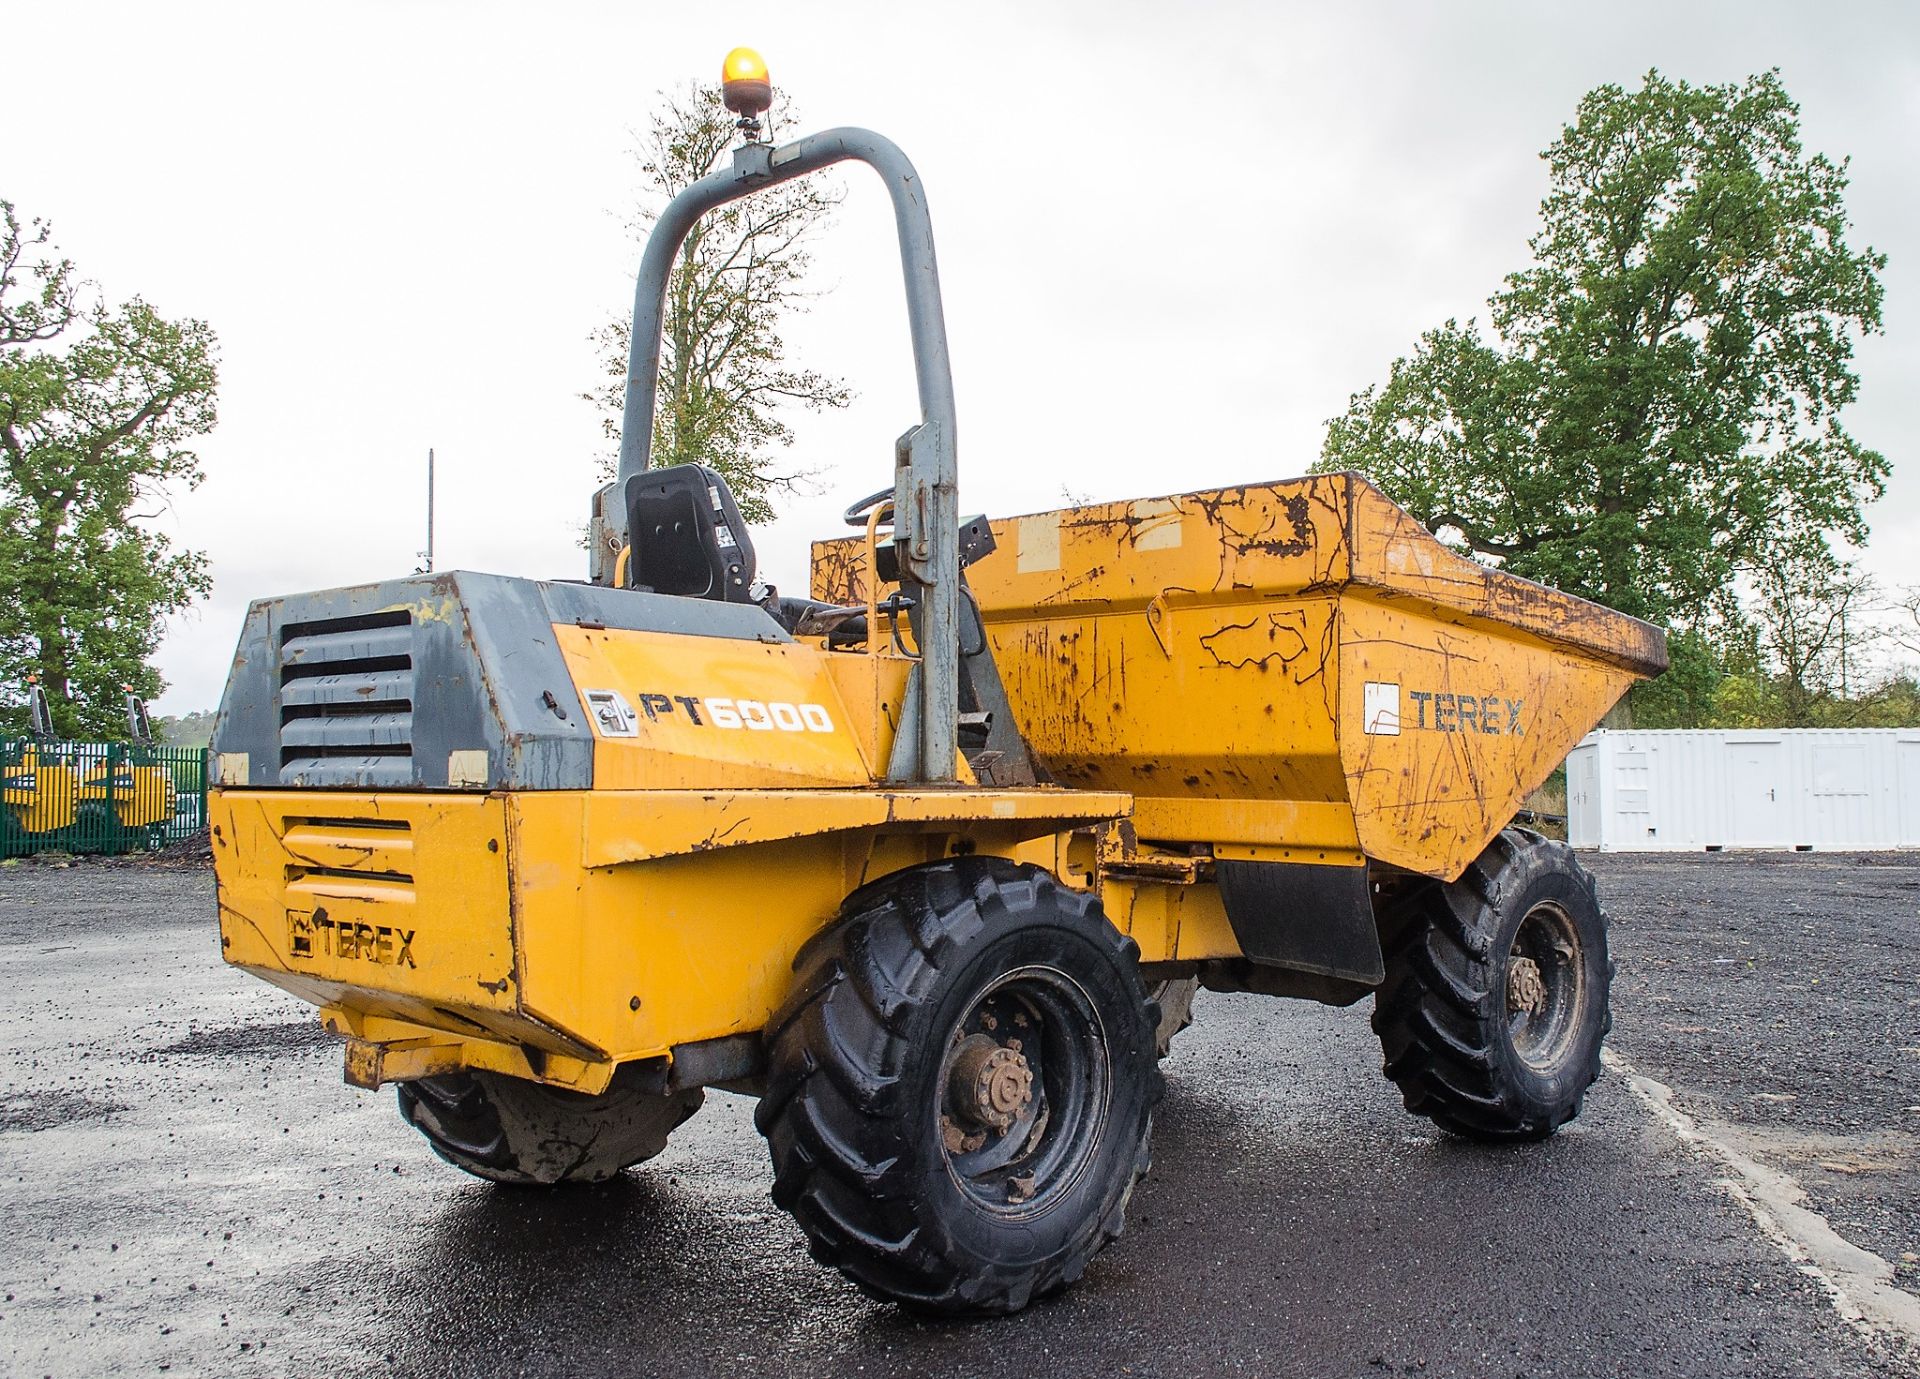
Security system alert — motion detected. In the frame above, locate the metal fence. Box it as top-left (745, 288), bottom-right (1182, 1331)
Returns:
top-left (0, 739), bottom-right (209, 857)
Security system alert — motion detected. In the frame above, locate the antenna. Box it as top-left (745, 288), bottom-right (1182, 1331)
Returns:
top-left (419, 447), bottom-right (436, 573)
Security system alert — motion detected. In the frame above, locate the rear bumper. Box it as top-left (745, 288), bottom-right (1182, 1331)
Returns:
top-left (209, 789), bottom-right (566, 1055)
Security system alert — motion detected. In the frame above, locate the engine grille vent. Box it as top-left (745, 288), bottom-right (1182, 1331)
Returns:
top-left (278, 609), bottom-right (415, 785)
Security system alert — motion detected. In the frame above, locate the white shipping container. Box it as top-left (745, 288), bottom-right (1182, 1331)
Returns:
top-left (1565, 728), bottom-right (1920, 852)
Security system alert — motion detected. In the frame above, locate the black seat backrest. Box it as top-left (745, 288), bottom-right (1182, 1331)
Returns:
top-left (623, 464), bottom-right (756, 601)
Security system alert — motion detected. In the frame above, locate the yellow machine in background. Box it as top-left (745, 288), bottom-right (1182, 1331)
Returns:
top-left (75, 690), bottom-right (176, 832)
top-left (210, 50), bottom-right (1665, 1318)
top-left (2, 679), bottom-right (76, 838)
top-left (5, 682), bottom-right (179, 852)
top-left (2, 744), bottom-right (77, 837)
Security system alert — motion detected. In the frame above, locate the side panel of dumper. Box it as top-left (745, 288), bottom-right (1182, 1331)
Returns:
top-left (813, 473), bottom-right (1665, 882)
top-left (1332, 486), bottom-right (1663, 875)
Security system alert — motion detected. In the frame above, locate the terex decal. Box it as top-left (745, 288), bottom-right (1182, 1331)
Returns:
top-left (580, 687), bottom-right (835, 737)
top-left (1405, 691), bottom-right (1524, 735)
top-left (289, 906), bottom-right (417, 968)
top-left (1362, 683), bottom-right (1523, 736)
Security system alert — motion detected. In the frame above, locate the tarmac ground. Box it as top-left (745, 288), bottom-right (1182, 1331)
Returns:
top-left (2, 850), bottom-right (1917, 1378)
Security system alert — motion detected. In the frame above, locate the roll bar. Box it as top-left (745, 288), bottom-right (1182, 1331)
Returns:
top-left (600, 129), bottom-right (960, 784)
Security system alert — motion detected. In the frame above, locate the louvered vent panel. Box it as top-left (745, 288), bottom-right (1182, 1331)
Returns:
top-left (277, 610), bottom-right (415, 785)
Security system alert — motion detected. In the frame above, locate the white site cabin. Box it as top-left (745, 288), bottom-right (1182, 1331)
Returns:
top-left (1566, 728), bottom-right (1920, 852)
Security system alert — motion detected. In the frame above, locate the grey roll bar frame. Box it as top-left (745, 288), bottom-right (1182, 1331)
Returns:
top-left (594, 130), bottom-right (960, 785)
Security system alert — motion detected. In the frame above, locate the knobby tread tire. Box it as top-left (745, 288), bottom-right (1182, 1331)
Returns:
top-left (1147, 977), bottom-right (1199, 1058)
top-left (1371, 828), bottom-right (1611, 1141)
top-left (756, 857), bottom-right (1162, 1316)
top-left (396, 1067), bottom-right (702, 1186)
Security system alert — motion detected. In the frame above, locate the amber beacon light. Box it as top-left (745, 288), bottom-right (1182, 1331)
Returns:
top-left (721, 47), bottom-right (772, 117)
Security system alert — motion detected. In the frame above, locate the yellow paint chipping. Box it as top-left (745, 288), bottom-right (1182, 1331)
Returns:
top-left (816, 471), bottom-right (1664, 881)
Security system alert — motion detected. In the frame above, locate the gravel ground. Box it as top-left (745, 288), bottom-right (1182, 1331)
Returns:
top-left (0, 855), bottom-right (1916, 1378)
top-left (1594, 851), bottom-right (1920, 1277)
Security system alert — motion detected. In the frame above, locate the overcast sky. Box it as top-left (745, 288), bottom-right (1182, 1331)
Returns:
top-left (9, 0), bottom-right (1916, 714)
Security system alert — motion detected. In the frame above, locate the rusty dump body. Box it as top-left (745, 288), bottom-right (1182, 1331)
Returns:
top-left (814, 470), bottom-right (1666, 884)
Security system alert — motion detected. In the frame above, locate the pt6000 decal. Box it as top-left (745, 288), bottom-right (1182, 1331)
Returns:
top-left (583, 688), bottom-right (835, 738)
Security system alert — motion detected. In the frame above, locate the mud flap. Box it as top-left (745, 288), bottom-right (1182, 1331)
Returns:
top-left (1215, 860), bottom-right (1384, 984)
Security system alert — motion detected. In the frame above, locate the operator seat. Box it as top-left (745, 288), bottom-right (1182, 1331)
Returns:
top-left (622, 463), bottom-right (756, 602)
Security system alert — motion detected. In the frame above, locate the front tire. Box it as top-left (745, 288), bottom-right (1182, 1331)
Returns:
top-left (1371, 828), bottom-right (1610, 1140)
top-left (397, 1066), bottom-right (702, 1185)
top-left (757, 857), bottom-right (1162, 1315)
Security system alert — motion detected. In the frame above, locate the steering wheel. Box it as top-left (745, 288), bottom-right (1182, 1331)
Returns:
top-left (843, 487), bottom-right (895, 527)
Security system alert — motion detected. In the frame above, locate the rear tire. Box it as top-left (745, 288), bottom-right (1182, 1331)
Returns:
top-left (757, 857), bottom-right (1162, 1315)
top-left (1147, 977), bottom-right (1198, 1057)
top-left (1371, 828), bottom-right (1610, 1141)
top-left (397, 1066), bottom-right (702, 1185)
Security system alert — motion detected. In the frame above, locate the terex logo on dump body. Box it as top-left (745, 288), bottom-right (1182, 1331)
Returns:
top-left (1405, 691), bottom-right (1524, 735)
top-left (1361, 681), bottom-right (1525, 737)
top-left (581, 688), bottom-right (835, 739)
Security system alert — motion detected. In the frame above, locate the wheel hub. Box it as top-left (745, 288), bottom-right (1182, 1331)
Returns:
top-left (933, 964), bottom-right (1112, 1218)
top-left (1503, 899), bottom-right (1588, 1075)
top-left (1507, 954), bottom-right (1548, 1015)
top-left (946, 1033), bottom-right (1034, 1133)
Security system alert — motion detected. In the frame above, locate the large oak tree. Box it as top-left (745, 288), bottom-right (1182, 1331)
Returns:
top-left (1319, 70), bottom-right (1886, 630)
top-left (0, 200), bottom-right (217, 738)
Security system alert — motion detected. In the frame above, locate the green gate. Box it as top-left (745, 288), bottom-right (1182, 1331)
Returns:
top-left (0, 739), bottom-right (209, 857)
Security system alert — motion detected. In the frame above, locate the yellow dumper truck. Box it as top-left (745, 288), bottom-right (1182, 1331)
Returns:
top-left (210, 52), bottom-right (1665, 1316)
top-left (4, 683), bottom-right (172, 851)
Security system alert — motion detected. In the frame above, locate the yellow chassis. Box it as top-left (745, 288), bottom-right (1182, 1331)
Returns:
top-left (212, 785), bottom-right (1176, 1094)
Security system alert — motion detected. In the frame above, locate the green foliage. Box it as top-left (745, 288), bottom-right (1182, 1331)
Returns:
top-left (1701, 669), bottom-right (1920, 729)
top-left (154, 708), bottom-right (216, 748)
top-left (1743, 550), bottom-right (1873, 724)
top-left (1320, 70), bottom-right (1886, 628)
top-left (1625, 630), bottom-right (1725, 727)
top-left (589, 86), bottom-right (850, 523)
top-left (1849, 676), bottom-right (1920, 728)
top-left (0, 200), bottom-right (217, 738)
top-left (1626, 571), bottom-right (1920, 729)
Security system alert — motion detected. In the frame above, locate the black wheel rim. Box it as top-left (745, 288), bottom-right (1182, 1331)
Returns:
top-left (936, 964), bottom-right (1110, 1218)
top-left (1504, 900), bottom-right (1585, 1072)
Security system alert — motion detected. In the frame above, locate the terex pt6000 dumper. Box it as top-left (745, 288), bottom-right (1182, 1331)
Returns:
top-left (210, 51), bottom-right (1666, 1316)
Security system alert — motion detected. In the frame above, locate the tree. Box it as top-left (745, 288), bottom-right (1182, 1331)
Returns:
top-left (1319, 70), bottom-right (1887, 629)
top-left (1880, 587), bottom-right (1920, 667)
top-left (1746, 552), bottom-right (1874, 725)
top-left (0, 199), bottom-right (218, 739)
top-left (1639, 557), bottom-right (1920, 729)
top-left (587, 85), bottom-right (849, 524)
top-left (1623, 628), bottom-right (1728, 728)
